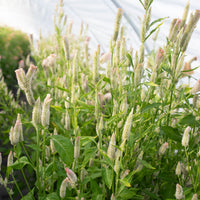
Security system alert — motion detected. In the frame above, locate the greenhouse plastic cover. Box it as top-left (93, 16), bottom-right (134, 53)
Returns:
top-left (0, 0), bottom-right (200, 81)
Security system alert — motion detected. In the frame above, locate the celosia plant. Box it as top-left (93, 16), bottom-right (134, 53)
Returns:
top-left (1, 0), bottom-right (200, 199)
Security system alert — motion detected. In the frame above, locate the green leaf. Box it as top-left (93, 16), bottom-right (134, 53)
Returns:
top-left (150, 17), bottom-right (169, 27)
top-left (90, 179), bottom-right (102, 199)
top-left (55, 86), bottom-right (70, 93)
top-left (162, 65), bottom-right (173, 76)
top-left (119, 178), bottom-right (131, 187)
top-left (77, 100), bottom-right (95, 110)
top-left (103, 76), bottom-right (111, 84)
top-left (51, 135), bottom-right (74, 165)
top-left (81, 136), bottom-right (97, 146)
top-left (51, 105), bottom-right (65, 113)
top-left (126, 52), bottom-right (134, 67)
top-left (144, 82), bottom-right (159, 87)
top-left (160, 126), bottom-right (182, 142)
top-left (81, 147), bottom-right (97, 168)
top-left (46, 192), bottom-right (60, 200)
top-left (145, 21), bottom-right (164, 41)
top-left (46, 162), bottom-right (54, 177)
top-left (10, 156), bottom-right (31, 170)
top-left (102, 168), bottom-right (113, 189)
top-left (21, 188), bottom-right (35, 200)
top-left (26, 144), bottom-right (42, 152)
top-left (179, 114), bottom-right (195, 126)
top-left (139, 159), bottom-right (156, 169)
top-left (138, 0), bottom-right (145, 8)
top-left (118, 188), bottom-right (138, 199)
top-left (143, 189), bottom-right (160, 200)
top-left (141, 103), bottom-right (161, 113)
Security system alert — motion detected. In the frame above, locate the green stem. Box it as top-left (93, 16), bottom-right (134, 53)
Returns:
top-left (167, 80), bottom-right (174, 126)
top-left (11, 173), bottom-right (23, 198)
top-left (20, 142), bottom-right (34, 167)
top-left (13, 146), bottom-right (32, 194)
top-left (42, 129), bottom-right (47, 195)
top-left (36, 127), bottom-right (41, 193)
top-left (194, 161), bottom-right (200, 192)
top-left (184, 147), bottom-right (195, 191)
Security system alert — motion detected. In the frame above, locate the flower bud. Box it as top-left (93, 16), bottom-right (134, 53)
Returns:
top-left (159, 142), bottom-right (168, 156)
top-left (7, 151), bottom-right (13, 167)
top-left (100, 52), bottom-right (111, 64)
top-left (113, 8), bottom-right (123, 41)
top-left (63, 36), bottom-right (70, 61)
top-left (74, 136), bottom-right (80, 159)
top-left (9, 126), bottom-right (14, 145)
top-left (192, 194), bottom-right (198, 200)
top-left (114, 149), bottom-right (121, 174)
top-left (155, 48), bottom-right (164, 67)
top-left (175, 53), bottom-right (185, 79)
top-left (141, 14), bottom-right (146, 43)
top-left (50, 138), bottom-right (56, 154)
top-left (26, 64), bottom-right (37, 83)
top-left (66, 168), bottom-right (77, 184)
top-left (15, 68), bottom-right (26, 90)
top-left (60, 177), bottom-right (71, 198)
top-left (122, 108), bottom-right (133, 142)
top-left (13, 114), bottom-right (23, 144)
top-left (93, 50), bottom-right (99, 83)
top-left (32, 97), bottom-right (41, 128)
top-left (182, 126), bottom-right (190, 147)
top-left (176, 162), bottom-right (181, 176)
top-left (41, 94), bottom-right (52, 127)
top-left (107, 133), bottom-right (116, 160)
top-left (64, 110), bottom-right (70, 130)
top-left (191, 79), bottom-right (200, 94)
top-left (111, 194), bottom-right (115, 200)
top-left (175, 184), bottom-right (184, 200)
top-left (169, 19), bottom-right (181, 42)
top-left (180, 0), bottom-right (190, 29)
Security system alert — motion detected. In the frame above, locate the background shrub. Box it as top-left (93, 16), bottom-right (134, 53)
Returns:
top-left (0, 26), bottom-right (30, 91)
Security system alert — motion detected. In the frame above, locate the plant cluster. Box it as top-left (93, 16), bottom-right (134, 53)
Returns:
top-left (0, 0), bottom-right (200, 199)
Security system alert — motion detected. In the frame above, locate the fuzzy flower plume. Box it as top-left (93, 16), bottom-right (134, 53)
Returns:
top-left (32, 97), bottom-right (41, 128)
top-left (7, 151), bottom-right (13, 168)
top-left (192, 194), bottom-right (198, 200)
top-left (122, 108), bottom-right (133, 142)
top-left (113, 8), bottom-right (123, 41)
top-left (107, 132), bottom-right (116, 160)
top-left (41, 94), bottom-right (52, 127)
top-left (15, 64), bottom-right (37, 105)
top-left (191, 79), bottom-right (200, 94)
top-left (175, 184), bottom-right (184, 199)
top-left (74, 136), bottom-right (80, 159)
top-left (155, 48), bottom-right (164, 67)
top-left (100, 52), bottom-right (111, 64)
top-left (59, 177), bottom-right (71, 198)
top-left (159, 142), bottom-right (168, 156)
top-left (182, 126), bottom-right (190, 147)
top-left (66, 168), bottom-right (77, 184)
top-left (9, 114), bottom-right (24, 145)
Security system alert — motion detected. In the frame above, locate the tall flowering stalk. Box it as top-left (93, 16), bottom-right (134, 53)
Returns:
top-left (41, 94), bottom-right (52, 128)
top-left (113, 8), bottom-right (123, 41)
top-left (9, 114), bottom-right (24, 145)
top-left (15, 64), bottom-right (37, 105)
top-left (121, 108), bottom-right (133, 143)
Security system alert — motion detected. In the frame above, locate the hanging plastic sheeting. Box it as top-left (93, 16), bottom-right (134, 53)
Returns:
top-left (0, 0), bottom-right (199, 79)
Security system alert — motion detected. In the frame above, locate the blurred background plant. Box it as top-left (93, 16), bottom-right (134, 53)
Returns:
top-left (0, 26), bottom-right (30, 92)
